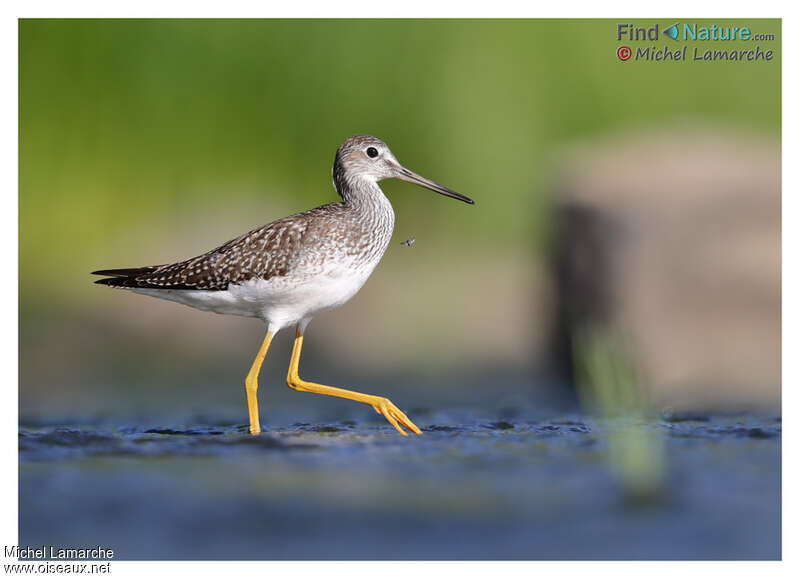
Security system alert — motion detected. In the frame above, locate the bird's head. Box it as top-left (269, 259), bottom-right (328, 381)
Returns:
top-left (332, 134), bottom-right (474, 205)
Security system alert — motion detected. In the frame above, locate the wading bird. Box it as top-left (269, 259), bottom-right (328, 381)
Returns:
top-left (93, 135), bottom-right (474, 435)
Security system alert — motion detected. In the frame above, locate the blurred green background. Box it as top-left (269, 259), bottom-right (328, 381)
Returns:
top-left (19, 19), bottom-right (780, 421)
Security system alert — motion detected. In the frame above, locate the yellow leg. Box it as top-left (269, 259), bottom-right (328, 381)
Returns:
top-left (286, 327), bottom-right (422, 436)
top-left (244, 329), bottom-right (273, 435)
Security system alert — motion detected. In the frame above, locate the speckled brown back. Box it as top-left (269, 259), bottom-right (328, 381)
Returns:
top-left (93, 204), bottom-right (341, 290)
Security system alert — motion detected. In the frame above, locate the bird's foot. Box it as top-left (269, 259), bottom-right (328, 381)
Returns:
top-left (371, 397), bottom-right (422, 436)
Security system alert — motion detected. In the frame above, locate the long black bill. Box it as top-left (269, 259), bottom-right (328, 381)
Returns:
top-left (397, 167), bottom-right (474, 205)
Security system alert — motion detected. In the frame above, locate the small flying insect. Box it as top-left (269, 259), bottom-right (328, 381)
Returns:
top-left (400, 237), bottom-right (416, 247)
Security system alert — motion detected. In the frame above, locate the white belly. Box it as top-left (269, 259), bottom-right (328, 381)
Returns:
top-left (130, 264), bottom-right (375, 329)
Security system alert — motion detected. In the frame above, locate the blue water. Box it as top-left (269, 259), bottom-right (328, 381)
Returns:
top-left (19, 411), bottom-right (780, 559)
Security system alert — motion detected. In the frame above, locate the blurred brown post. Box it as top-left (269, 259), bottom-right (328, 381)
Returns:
top-left (550, 128), bottom-right (780, 412)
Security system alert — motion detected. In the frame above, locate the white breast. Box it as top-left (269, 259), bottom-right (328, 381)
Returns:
top-left (130, 261), bottom-right (378, 330)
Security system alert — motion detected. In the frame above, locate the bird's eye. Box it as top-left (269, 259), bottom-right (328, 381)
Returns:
top-left (366, 147), bottom-right (379, 158)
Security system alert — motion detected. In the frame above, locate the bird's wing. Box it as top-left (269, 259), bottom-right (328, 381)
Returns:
top-left (92, 211), bottom-right (320, 291)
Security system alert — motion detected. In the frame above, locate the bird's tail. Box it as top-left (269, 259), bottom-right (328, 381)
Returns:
top-left (91, 266), bottom-right (158, 288)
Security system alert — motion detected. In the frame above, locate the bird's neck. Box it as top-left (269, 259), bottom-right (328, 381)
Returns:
top-left (337, 177), bottom-right (395, 264)
top-left (338, 176), bottom-right (394, 221)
